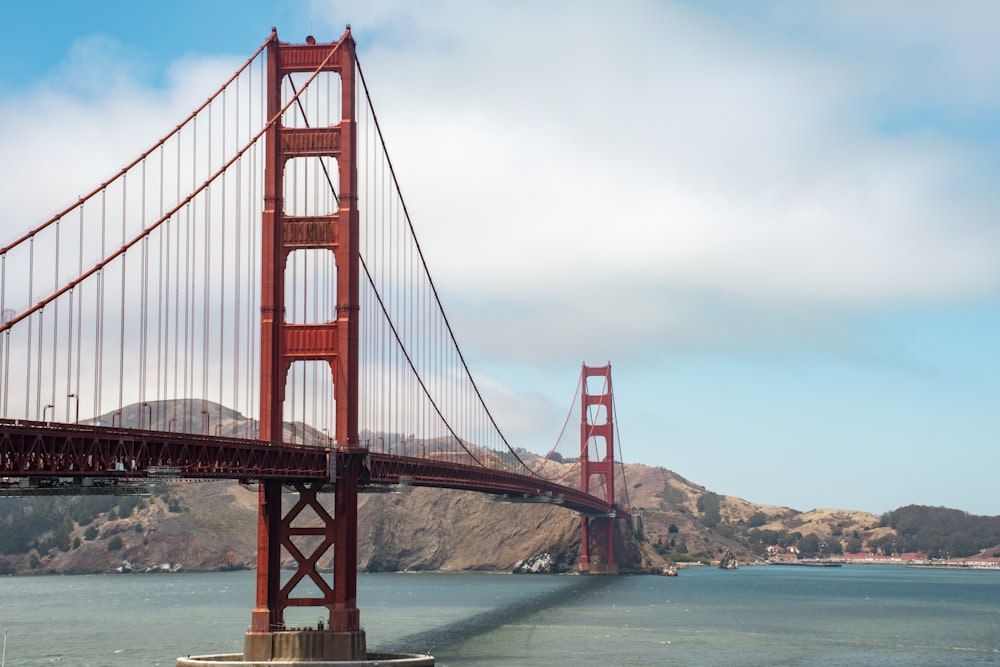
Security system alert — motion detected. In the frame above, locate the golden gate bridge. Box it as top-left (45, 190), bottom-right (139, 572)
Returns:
top-left (0, 28), bottom-right (630, 664)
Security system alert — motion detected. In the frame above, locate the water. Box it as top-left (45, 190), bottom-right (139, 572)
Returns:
top-left (1, 566), bottom-right (998, 666)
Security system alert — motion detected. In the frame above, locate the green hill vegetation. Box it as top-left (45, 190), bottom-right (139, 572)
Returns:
top-left (877, 505), bottom-right (1000, 558)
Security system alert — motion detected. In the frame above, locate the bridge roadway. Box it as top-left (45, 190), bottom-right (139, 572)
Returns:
top-left (0, 419), bottom-right (623, 518)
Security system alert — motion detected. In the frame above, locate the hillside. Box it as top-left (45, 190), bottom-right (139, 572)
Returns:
top-left (2, 401), bottom-right (996, 574)
top-left (0, 457), bottom-right (953, 576)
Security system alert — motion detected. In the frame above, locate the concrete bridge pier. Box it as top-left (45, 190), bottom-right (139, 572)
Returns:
top-left (177, 654), bottom-right (432, 666)
top-left (179, 629), bottom-right (433, 665)
top-left (243, 629), bottom-right (368, 661)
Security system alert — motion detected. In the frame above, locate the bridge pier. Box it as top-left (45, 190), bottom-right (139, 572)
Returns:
top-left (579, 515), bottom-right (620, 575)
top-left (178, 649), bottom-right (433, 666)
top-left (243, 452), bottom-right (369, 661)
top-left (243, 629), bottom-right (367, 662)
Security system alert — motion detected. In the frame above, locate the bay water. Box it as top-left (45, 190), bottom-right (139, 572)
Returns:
top-left (1, 565), bottom-right (997, 666)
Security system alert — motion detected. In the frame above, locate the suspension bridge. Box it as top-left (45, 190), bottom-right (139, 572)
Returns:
top-left (0, 28), bottom-right (631, 663)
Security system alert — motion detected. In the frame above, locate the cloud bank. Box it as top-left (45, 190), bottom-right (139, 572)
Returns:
top-left (310, 0), bottom-right (1000, 369)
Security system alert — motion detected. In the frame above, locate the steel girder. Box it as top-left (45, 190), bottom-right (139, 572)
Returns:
top-left (0, 422), bottom-right (625, 520)
top-left (0, 420), bottom-right (329, 480)
top-left (365, 453), bottom-right (625, 519)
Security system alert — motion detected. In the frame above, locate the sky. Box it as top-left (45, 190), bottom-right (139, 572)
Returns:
top-left (1, 1), bottom-right (998, 516)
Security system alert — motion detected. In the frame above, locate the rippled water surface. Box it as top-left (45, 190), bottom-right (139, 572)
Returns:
top-left (1, 566), bottom-right (998, 666)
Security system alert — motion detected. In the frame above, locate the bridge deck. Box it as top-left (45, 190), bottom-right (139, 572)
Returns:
top-left (0, 420), bottom-right (624, 518)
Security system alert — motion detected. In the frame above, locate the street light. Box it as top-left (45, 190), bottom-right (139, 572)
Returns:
top-left (201, 410), bottom-right (209, 435)
top-left (43, 404), bottom-right (54, 423)
top-left (111, 411), bottom-right (121, 427)
top-left (141, 402), bottom-right (151, 430)
top-left (67, 393), bottom-right (79, 424)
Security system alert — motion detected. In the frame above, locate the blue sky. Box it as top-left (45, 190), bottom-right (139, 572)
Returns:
top-left (1, 1), bottom-right (998, 516)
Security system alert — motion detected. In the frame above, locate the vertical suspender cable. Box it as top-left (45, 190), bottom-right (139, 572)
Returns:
top-left (118, 176), bottom-right (127, 416)
top-left (361, 89), bottom-right (370, 442)
top-left (379, 155), bottom-right (386, 449)
top-left (35, 309), bottom-right (42, 420)
top-left (95, 189), bottom-right (107, 419)
top-left (204, 102), bottom-right (213, 412)
top-left (157, 146), bottom-right (166, 410)
top-left (65, 282), bottom-right (75, 422)
top-left (172, 135), bottom-right (182, 426)
top-left (50, 220), bottom-right (60, 415)
top-left (25, 237), bottom-right (33, 416)
top-left (140, 160), bottom-right (148, 408)
top-left (75, 205), bottom-right (84, 420)
top-left (185, 118), bottom-right (195, 426)
top-left (183, 202), bottom-right (192, 427)
top-left (246, 59), bottom-right (261, 436)
top-left (233, 76), bottom-right (243, 436)
top-left (219, 89), bottom-right (227, 430)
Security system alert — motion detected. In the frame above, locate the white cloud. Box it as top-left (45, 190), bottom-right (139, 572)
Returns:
top-left (5, 6), bottom-right (999, 370)
top-left (305, 1), bottom-right (1000, 370)
top-left (0, 36), bottom-right (245, 225)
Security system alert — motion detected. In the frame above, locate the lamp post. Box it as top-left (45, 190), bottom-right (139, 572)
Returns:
top-left (141, 402), bottom-right (151, 430)
top-left (201, 410), bottom-right (209, 435)
top-left (67, 393), bottom-right (79, 424)
top-left (43, 404), bottom-right (54, 424)
top-left (111, 411), bottom-right (121, 428)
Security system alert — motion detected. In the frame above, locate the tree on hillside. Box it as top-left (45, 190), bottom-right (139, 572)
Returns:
top-left (881, 505), bottom-right (1000, 557)
top-left (869, 534), bottom-right (898, 556)
top-left (797, 534), bottom-right (821, 558)
top-left (697, 492), bottom-right (722, 528)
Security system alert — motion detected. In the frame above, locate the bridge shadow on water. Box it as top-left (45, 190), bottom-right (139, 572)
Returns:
top-left (375, 575), bottom-right (618, 656)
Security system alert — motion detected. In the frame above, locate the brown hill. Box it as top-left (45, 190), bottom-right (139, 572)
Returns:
top-left (12, 478), bottom-right (662, 575)
top-left (5, 457), bottom-right (891, 576)
top-left (0, 400), bottom-right (907, 575)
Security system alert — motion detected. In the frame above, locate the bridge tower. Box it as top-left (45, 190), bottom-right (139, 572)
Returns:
top-left (244, 28), bottom-right (367, 662)
top-left (579, 363), bottom-right (619, 574)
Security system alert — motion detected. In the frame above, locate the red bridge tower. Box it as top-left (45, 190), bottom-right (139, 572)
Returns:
top-left (579, 363), bottom-right (619, 574)
top-left (244, 28), bottom-right (367, 661)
